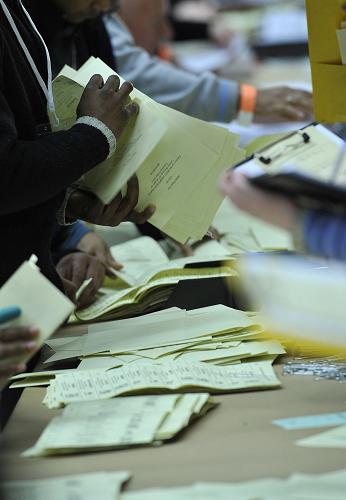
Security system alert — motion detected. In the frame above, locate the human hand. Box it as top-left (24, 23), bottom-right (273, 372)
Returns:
top-left (66, 176), bottom-right (156, 227)
top-left (0, 307), bottom-right (39, 387)
top-left (219, 170), bottom-right (298, 232)
top-left (77, 232), bottom-right (123, 273)
top-left (77, 74), bottom-right (139, 140)
top-left (255, 87), bottom-right (312, 123)
top-left (57, 252), bottom-right (106, 308)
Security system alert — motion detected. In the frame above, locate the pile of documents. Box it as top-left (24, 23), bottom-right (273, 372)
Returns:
top-left (109, 236), bottom-right (234, 287)
top-left (74, 264), bottom-right (232, 323)
top-left (42, 360), bottom-right (280, 409)
top-left (71, 236), bottom-right (236, 323)
top-left (0, 471), bottom-right (130, 500)
top-left (118, 470), bottom-right (346, 499)
top-left (52, 57), bottom-right (244, 243)
top-left (47, 303), bottom-right (284, 365)
top-left (24, 394), bottom-right (215, 457)
top-left (213, 199), bottom-right (293, 256)
top-left (10, 304), bottom-right (285, 390)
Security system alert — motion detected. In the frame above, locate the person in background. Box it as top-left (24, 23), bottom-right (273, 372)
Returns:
top-left (219, 169), bottom-right (346, 261)
top-left (117, 0), bottom-right (173, 55)
top-left (107, 0), bottom-right (312, 124)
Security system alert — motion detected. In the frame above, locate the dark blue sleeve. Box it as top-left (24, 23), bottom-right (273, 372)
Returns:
top-left (303, 210), bottom-right (346, 260)
top-left (51, 222), bottom-right (92, 264)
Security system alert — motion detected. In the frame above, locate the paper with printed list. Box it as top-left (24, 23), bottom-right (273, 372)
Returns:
top-left (52, 57), bottom-right (244, 243)
top-left (0, 471), bottom-right (130, 500)
top-left (24, 393), bottom-right (214, 457)
top-left (43, 360), bottom-right (280, 409)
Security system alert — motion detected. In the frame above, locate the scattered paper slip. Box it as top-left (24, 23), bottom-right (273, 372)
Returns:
top-left (273, 411), bottom-right (346, 430)
top-left (296, 424), bottom-right (346, 449)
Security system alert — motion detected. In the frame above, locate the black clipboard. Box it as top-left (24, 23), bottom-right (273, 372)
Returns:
top-left (233, 123), bottom-right (346, 214)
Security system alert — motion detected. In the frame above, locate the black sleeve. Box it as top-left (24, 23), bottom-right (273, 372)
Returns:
top-left (0, 91), bottom-right (109, 215)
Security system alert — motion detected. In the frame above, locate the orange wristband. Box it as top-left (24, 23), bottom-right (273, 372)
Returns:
top-left (238, 84), bottom-right (257, 126)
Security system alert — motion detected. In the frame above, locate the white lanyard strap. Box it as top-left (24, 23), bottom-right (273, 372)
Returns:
top-left (0, 0), bottom-right (58, 123)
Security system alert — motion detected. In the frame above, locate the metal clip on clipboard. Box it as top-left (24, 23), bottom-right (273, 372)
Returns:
top-left (255, 131), bottom-right (311, 166)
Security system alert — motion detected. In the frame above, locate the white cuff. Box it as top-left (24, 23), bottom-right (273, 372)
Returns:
top-left (76, 116), bottom-right (117, 159)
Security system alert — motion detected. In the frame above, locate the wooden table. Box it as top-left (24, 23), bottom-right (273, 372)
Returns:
top-left (1, 365), bottom-right (345, 491)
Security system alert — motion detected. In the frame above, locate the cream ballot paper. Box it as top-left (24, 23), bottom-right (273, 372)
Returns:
top-left (0, 256), bottom-right (74, 369)
top-left (52, 57), bottom-right (244, 243)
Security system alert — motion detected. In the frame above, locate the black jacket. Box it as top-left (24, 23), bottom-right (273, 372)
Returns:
top-left (25, 0), bottom-right (163, 243)
top-left (0, 0), bottom-right (110, 287)
top-left (24, 0), bottom-right (116, 77)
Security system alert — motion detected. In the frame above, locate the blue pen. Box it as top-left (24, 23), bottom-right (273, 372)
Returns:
top-left (0, 306), bottom-right (21, 324)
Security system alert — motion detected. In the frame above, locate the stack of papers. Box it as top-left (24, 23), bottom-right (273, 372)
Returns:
top-left (42, 360), bottom-right (280, 409)
top-left (52, 57), bottom-right (244, 243)
top-left (118, 470), bottom-right (346, 499)
top-left (109, 236), bottom-right (234, 287)
top-left (0, 471), bottom-right (130, 500)
top-left (23, 394), bottom-right (214, 457)
top-left (43, 304), bottom-right (284, 367)
top-left (73, 263), bottom-right (234, 323)
top-left (213, 199), bottom-right (293, 256)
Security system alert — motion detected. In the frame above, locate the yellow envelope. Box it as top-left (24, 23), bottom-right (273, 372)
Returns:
top-left (306, 0), bottom-right (346, 122)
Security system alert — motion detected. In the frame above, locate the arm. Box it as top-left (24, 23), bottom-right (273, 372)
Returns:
top-left (301, 211), bottom-right (346, 260)
top-left (0, 72), bottom-right (139, 216)
top-left (0, 91), bottom-right (109, 215)
top-left (51, 222), bottom-right (93, 264)
top-left (104, 13), bottom-right (239, 123)
top-left (219, 170), bottom-right (346, 261)
top-left (105, 14), bottom-right (312, 124)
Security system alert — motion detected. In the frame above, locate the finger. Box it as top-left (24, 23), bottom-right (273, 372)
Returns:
top-left (128, 204), bottom-right (156, 224)
top-left (124, 101), bottom-right (140, 118)
top-left (66, 190), bottom-right (104, 224)
top-left (0, 362), bottom-right (26, 378)
top-left (105, 250), bottom-right (123, 271)
top-left (0, 341), bottom-right (37, 360)
top-left (104, 177), bottom-right (139, 225)
top-left (87, 258), bottom-right (105, 293)
top-left (70, 256), bottom-right (89, 290)
top-left (61, 277), bottom-right (78, 304)
top-left (86, 74), bottom-right (104, 90)
top-left (102, 75), bottom-right (120, 93)
top-left (0, 325), bottom-right (39, 342)
top-left (180, 244), bottom-right (193, 257)
top-left (78, 263), bottom-right (105, 308)
top-left (117, 81), bottom-right (134, 100)
top-left (280, 104), bottom-right (307, 121)
top-left (0, 306), bottom-right (21, 324)
top-left (99, 193), bottom-right (123, 226)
